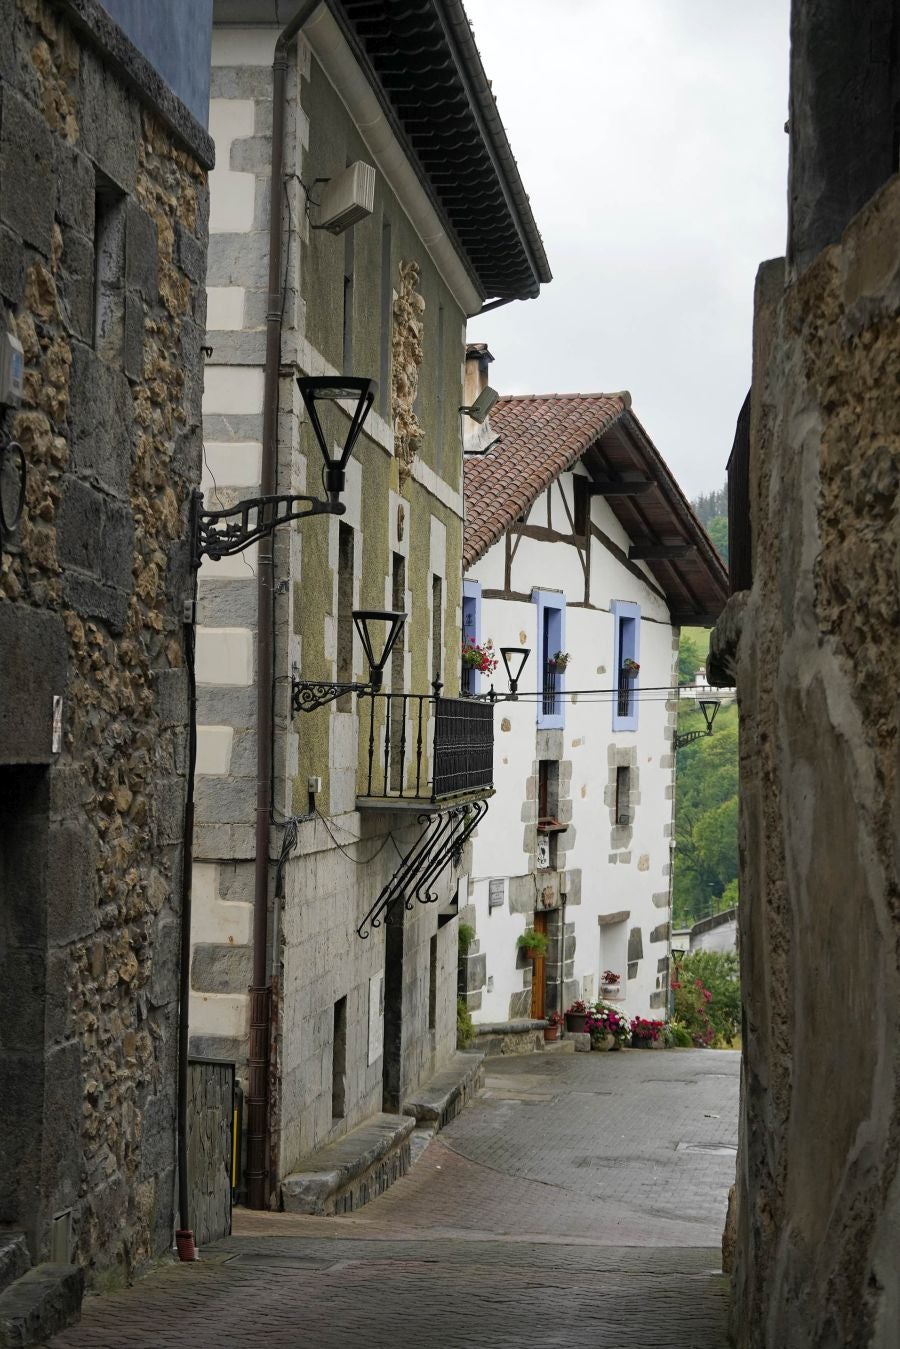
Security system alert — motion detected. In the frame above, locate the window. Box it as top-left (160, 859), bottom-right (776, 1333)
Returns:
top-left (538, 759), bottom-right (563, 868)
top-left (534, 590), bottom-right (565, 729)
top-left (336, 523), bottom-right (354, 709)
top-left (611, 600), bottom-right (640, 732)
top-left (461, 579), bottom-right (481, 695)
top-left (428, 933), bottom-right (438, 1030)
top-left (615, 766), bottom-right (631, 825)
top-left (599, 919), bottom-right (628, 1000)
top-left (432, 575), bottom-right (443, 688)
top-left (332, 995), bottom-right (347, 1120)
top-left (390, 554), bottom-right (406, 790)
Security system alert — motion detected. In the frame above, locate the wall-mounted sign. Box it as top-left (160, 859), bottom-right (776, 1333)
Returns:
top-left (488, 878), bottom-right (505, 911)
top-left (536, 835), bottom-right (550, 869)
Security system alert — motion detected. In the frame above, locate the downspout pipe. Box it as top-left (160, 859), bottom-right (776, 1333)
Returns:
top-left (246, 0), bottom-right (323, 1213)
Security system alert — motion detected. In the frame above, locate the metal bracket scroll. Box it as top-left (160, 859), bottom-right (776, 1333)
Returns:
top-left (357, 798), bottom-right (489, 939)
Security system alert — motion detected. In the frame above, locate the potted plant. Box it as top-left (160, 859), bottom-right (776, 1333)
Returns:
top-left (547, 650), bottom-right (572, 673)
top-left (587, 1002), bottom-right (629, 1050)
top-left (544, 1010), bottom-right (563, 1042)
top-left (600, 969), bottom-right (622, 998)
top-left (461, 638), bottom-right (499, 673)
top-left (622, 657), bottom-right (640, 677)
top-left (564, 998), bottom-right (590, 1034)
top-left (629, 1016), bottom-right (665, 1048)
top-left (517, 927), bottom-right (549, 960)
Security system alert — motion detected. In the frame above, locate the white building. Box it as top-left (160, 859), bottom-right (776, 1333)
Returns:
top-left (459, 352), bottom-right (728, 1024)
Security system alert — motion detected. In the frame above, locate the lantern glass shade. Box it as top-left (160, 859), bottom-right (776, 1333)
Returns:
top-left (296, 376), bottom-right (377, 501)
top-left (352, 610), bottom-right (406, 690)
top-left (500, 646), bottom-right (530, 693)
top-left (698, 699), bottom-right (721, 733)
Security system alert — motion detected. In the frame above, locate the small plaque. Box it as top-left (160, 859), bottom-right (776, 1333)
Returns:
top-left (51, 695), bottom-right (62, 754)
top-left (536, 835), bottom-right (550, 869)
top-left (488, 878), bottom-right (504, 911)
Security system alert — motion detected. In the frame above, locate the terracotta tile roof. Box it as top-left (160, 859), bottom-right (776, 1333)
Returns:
top-left (463, 391), bottom-right (729, 624)
top-left (463, 392), bottom-right (629, 568)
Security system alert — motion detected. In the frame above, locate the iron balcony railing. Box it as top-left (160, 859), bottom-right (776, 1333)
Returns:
top-left (359, 692), bottom-right (494, 804)
top-left (617, 667), bottom-right (633, 718)
top-left (542, 666), bottom-right (559, 717)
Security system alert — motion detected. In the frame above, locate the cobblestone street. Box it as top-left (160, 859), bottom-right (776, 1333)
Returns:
top-left (45, 1049), bottom-right (739, 1348)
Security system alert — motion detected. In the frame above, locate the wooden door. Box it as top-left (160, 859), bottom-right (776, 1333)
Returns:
top-left (530, 911), bottom-right (548, 1019)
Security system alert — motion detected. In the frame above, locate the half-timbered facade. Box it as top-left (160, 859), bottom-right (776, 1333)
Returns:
top-left (459, 349), bottom-right (728, 1025)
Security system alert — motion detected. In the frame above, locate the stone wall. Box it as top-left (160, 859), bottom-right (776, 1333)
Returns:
top-left (0, 0), bottom-right (211, 1281)
top-left (711, 175), bottom-right (899, 1346)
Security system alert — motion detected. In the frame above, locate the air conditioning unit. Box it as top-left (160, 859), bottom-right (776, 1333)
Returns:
top-left (315, 161), bottom-right (375, 235)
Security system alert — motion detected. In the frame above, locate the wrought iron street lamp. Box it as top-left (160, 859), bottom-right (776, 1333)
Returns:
top-left (471, 645), bottom-right (531, 703)
top-left (292, 609), bottom-right (407, 713)
top-left (191, 376), bottom-right (377, 564)
top-left (674, 697), bottom-right (721, 749)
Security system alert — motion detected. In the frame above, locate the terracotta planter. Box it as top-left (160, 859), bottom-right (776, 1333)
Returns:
top-left (523, 946), bottom-right (544, 961)
top-left (175, 1229), bottom-right (198, 1261)
top-left (565, 1012), bottom-right (589, 1034)
top-left (544, 1024), bottom-right (560, 1042)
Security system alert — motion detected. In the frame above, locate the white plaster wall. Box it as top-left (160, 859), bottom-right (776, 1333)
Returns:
top-left (466, 475), bottom-right (678, 1024)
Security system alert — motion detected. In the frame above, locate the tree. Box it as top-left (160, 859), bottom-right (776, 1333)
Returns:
top-left (673, 702), bottom-right (739, 926)
top-left (706, 515), bottom-right (729, 565)
top-left (678, 628), bottom-right (707, 684)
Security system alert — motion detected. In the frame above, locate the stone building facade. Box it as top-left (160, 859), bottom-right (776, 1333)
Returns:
top-left (0, 0), bottom-right (212, 1284)
top-left (709, 2), bottom-right (899, 1342)
top-left (192, 1), bottom-right (548, 1205)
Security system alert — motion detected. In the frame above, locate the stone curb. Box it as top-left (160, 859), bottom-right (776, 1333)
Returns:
top-left (0, 1263), bottom-right (84, 1348)
top-left (402, 1051), bottom-right (485, 1131)
top-left (281, 1113), bottom-right (415, 1217)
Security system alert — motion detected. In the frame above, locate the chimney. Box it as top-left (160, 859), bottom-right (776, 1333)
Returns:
top-left (462, 342), bottom-right (498, 456)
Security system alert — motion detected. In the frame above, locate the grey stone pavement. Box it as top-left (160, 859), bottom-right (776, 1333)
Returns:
top-left (45, 1048), bottom-right (739, 1348)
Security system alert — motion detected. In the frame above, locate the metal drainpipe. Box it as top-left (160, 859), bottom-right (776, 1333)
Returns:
top-left (246, 0), bottom-right (322, 1213)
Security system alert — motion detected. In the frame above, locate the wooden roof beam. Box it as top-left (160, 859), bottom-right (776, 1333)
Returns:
top-left (629, 543), bottom-right (696, 561)
top-left (587, 478), bottom-right (654, 496)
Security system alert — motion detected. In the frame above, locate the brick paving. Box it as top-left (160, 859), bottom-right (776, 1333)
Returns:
top-left (45, 1048), bottom-right (739, 1348)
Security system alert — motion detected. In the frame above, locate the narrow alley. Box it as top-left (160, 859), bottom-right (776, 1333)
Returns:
top-left (43, 1049), bottom-right (738, 1348)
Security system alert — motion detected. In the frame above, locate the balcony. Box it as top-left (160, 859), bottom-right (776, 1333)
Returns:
top-left (358, 692), bottom-right (494, 809)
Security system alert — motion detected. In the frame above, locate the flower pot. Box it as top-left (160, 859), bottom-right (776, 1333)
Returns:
top-left (544, 1024), bottom-right (560, 1042)
top-left (523, 946), bottom-right (543, 961)
top-left (590, 1033), bottom-right (616, 1051)
top-left (631, 1034), bottom-right (652, 1049)
top-left (175, 1229), bottom-right (198, 1261)
top-left (565, 1012), bottom-right (589, 1034)
top-left (600, 983), bottom-right (621, 999)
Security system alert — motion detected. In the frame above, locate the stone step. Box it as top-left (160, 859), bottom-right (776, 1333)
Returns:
top-left (281, 1113), bottom-right (415, 1217)
top-left (543, 1037), bottom-right (575, 1054)
top-left (474, 1018), bottom-right (548, 1057)
top-left (401, 1051), bottom-right (485, 1133)
top-left (0, 1237), bottom-right (29, 1299)
top-left (0, 1262), bottom-right (83, 1348)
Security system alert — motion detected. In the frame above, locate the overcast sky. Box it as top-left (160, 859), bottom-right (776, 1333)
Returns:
top-left (466, 0), bottom-right (790, 501)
